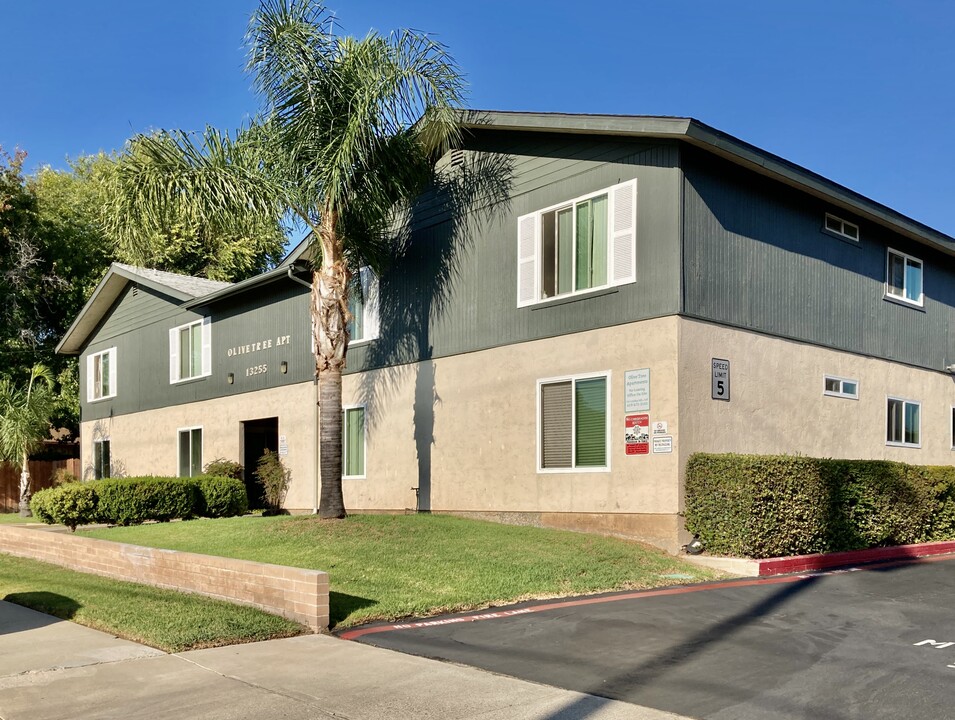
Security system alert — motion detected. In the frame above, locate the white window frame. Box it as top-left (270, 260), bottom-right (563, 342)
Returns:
top-left (886, 396), bottom-right (921, 448)
top-left (342, 404), bottom-right (367, 480)
top-left (823, 375), bottom-right (859, 400)
top-left (86, 347), bottom-right (117, 402)
top-left (348, 267), bottom-right (380, 346)
top-left (885, 248), bottom-right (924, 308)
top-left (177, 426), bottom-right (203, 477)
top-left (823, 213), bottom-right (859, 242)
top-left (536, 370), bottom-right (611, 474)
top-left (93, 438), bottom-right (111, 480)
top-left (517, 179), bottom-right (637, 307)
top-left (169, 317), bottom-right (212, 383)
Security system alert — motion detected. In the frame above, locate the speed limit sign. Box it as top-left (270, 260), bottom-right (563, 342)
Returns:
top-left (711, 358), bottom-right (730, 401)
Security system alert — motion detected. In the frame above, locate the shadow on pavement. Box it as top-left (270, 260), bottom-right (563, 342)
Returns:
top-left (1, 594), bottom-right (81, 633)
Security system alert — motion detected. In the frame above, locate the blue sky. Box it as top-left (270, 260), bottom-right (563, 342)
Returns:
top-left (4, 1), bottom-right (954, 235)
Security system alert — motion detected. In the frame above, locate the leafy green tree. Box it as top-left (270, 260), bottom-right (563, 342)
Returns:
top-left (0, 364), bottom-right (56, 515)
top-left (105, 0), bottom-right (464, 518)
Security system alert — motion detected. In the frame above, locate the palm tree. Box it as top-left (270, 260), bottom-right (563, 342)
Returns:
top-left (104, 0), bottom-right (464, 518)
top-left (0, 364), bottom-right (55, 516)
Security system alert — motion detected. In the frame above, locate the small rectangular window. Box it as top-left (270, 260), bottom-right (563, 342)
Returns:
top-left (538, 373), bottom-right (609, 472)
top-left (885, 249), bottom-right (923, 307)
top-left (823, 375), bottom-right (859, 399)
top-left (886, 397), bottom-right (920, 447)
top-left (342, 406), bottom-right (366, 478)
top-left (169, 318), bottom-right (211, 383)
top-left (178, 427), bottom-right (203, 477)
top-left (347, 268), bottom-right (379, 344)
top-left (824, 213), bottom-right (859, 241)
top-left (86, 348), bottom-right (117, 402)
top-left (93, 439), bottom-right (111, 480)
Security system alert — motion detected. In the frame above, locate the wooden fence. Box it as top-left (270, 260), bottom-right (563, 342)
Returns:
top-left (0, 459), bottom-right (82, 512)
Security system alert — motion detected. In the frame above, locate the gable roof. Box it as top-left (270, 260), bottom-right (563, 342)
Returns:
top-left (56, 263), bottom-right (232, 355)
top-left (460, 110), bottom-right (955, 258)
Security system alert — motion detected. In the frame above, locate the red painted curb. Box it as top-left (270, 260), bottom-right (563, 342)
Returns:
top-left (755, 540), bottom-right (955, 576)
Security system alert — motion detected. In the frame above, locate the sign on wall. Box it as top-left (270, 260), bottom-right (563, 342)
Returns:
top-left (711, 358), bottom-right (730, 401)
top-left (625, 414), bottom-right (650, 455)
top-left (625, 369), bottom-right (650, 412)
top-left (652, 436), bottom-right (673, 454)
top-left (279, 435), bottom-right (289, 457)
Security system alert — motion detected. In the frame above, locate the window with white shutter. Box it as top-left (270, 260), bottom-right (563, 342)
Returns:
top-left (348, 267), bottom-right (380, 343)
top-left (538, 372), bottom-right (610, 472)
top-left (169, 318), bottom-right (212, 383)
top-left (86, 348), bottom-right (117, 402)
top-left (517, 179), bottom-right (636, 306)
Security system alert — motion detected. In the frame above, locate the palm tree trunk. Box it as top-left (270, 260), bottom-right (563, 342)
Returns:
top-left (313, 208), bottom-right (349, 519)
top-left (19, 450), bottom-right (31, 517)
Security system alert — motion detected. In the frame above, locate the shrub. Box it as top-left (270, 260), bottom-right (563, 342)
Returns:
top-left (30, 483), bottom-right (97, 532)
top-left (95, 477), bottom-right (198, 526)
top-left (51, 468), bottom-right (79, 486)
top-left (255, 450), bottom-right (290, 512)
top-left (685, 453), bottom-right (949, 559)
top-left (195, 475), bottom-right (248, 518)
top-left (202, 458), bottom-right (244, 481)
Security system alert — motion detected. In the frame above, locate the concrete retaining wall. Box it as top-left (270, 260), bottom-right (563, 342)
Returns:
top-left (0, 525), bottom-right (329, 631)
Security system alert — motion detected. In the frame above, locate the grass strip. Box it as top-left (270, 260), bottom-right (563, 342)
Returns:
top-left (0, 512), bottom-right (42, 524)
top-left (0, 553), bottom-right (306, 652)
top-left (82, 514), bottom-right (721, 628)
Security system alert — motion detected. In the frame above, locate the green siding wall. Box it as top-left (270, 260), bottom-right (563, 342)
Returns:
top-left (682, 147), bottom-right (955, 371)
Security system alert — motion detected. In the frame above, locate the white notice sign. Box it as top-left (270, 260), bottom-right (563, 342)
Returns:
top-left (652, 436), bottom-right (673, 454)
top-left (652, 421), bottom-right (668, 435)
top-left (278, 434), bottom-right (289, 457)
top-left (625, 369), bottom-right (651, 412)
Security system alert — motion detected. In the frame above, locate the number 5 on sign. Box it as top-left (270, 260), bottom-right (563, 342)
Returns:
top-left (711, 358), bottom-right (730, 401)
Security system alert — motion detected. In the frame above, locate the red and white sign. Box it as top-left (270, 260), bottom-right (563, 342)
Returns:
top-left (625, 414), bottom-right (650, 455)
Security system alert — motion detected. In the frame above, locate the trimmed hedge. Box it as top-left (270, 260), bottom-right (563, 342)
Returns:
top-left (685, 453), bottom-right (955, 558)
top-left (28, 475), bottom-right (248, 530)
top-left (30, 483), bottom-right (98, 532)
top-left (195, 475), bottom-right (249, 518)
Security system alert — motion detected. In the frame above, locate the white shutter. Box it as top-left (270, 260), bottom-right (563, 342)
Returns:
top-left (86, 354), bottom-right (94, 402)
top-left (517, 212), bottom-right (539, 307)
top-left (169, 328), bottom-right (179, 384)
top-left (201, 317), bottom-right (212, 377)
top-left (361, 267), bottom-right (380, 341)
top-left (108, 348), bottom-right (117, 398)
top-left (609, 179), bottom-right (637, 285)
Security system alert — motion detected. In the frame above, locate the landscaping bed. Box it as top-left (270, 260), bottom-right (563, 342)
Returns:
top-left (0, 553), bottom-right (307, 651)
top-left (81, 513), bottom-right (720, 628)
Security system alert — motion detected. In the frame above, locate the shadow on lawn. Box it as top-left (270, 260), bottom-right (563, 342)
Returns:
top-left (329, 591), bottom-right (378, 628)
top-left (3, 592), bottom-right (81, 632)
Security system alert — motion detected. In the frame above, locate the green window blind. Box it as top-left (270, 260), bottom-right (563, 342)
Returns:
top-left (343, 407), bottom-right (365, 476)
top-left (575, 377), bottom-right (607, 467)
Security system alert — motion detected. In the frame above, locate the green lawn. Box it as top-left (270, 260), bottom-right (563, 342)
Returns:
top-left (0, 553), bottom-right (306, 651)
top-left (82, 514), bottom-right (721, 628)
top-left (0, 512), bottom-right (42, 524)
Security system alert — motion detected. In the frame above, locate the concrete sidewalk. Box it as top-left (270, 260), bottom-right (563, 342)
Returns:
top-left (0, 601), bottom-right (692, 720)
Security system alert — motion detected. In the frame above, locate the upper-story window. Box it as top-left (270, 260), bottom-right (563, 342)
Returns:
top-left (86, 348), bottom-right (117, 402)
top-left (169, 317), bottom-right (211, 383)
top-left (347, 267), bottom-right (380, 344)
top-left (885, 248), bottom-right (923, 307)
top-left (823, 375), bottom-right (858, 399)
top-left (824, 213), bottom-right (859, 242)
top-left (517, 180), bottom-right (637, 307)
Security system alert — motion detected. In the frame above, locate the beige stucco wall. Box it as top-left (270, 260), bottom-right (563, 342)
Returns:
top-left (80, 381), bottom-right (319, 509)
top-left (678, 318), bottom-right (955, 491)
top-left (343, 316), bottom-right (683, 521)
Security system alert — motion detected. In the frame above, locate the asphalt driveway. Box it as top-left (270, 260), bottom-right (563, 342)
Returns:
top-left (344, 555), bottom-right (955, 720)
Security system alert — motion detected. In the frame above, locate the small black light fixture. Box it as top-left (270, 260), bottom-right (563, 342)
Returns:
top-left (684, 537), bottom-right (704, 555)
top-left (280, 361), bottom-right (288, 374)
top-left (227, 373), bottom-right (234, 384)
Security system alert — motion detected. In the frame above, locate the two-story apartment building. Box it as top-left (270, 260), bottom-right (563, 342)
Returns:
top-left (57, 112), bottom-right (955, 552)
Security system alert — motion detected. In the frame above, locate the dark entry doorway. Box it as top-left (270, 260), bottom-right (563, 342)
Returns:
top-left (242, 417), bottom-right (278, 509)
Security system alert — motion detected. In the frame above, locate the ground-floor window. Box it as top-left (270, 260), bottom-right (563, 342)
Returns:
top-left (178, 427), bottom-right (203, 477)
top-left (886, 397), bottom-right (920, 447)
top-left (93, 439), bottom-right (111, 479)
top-left (343, 406), bottom-right (365, 478)
top-left (538, 372), bottom-right (609, 471)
